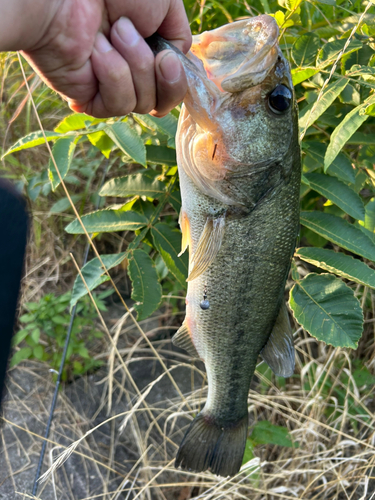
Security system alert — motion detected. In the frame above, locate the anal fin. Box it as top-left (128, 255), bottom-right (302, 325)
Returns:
top-left (261, 303), bottom-right (295, 378)
top-left (172, 320), bottom-right (199, 358)
top-left (187, 214), bottom-right (225, 282)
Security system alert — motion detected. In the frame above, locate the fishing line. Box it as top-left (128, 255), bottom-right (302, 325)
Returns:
top-left (31, 159), bottom-right (109, 497)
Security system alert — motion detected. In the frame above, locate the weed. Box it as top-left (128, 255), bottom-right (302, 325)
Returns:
top-left (11, 291), bottom-right (108, 380)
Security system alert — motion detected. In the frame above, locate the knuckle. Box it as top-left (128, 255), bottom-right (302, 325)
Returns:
top-left (106, 101), bottom-right (134, 117)
top-left (133, 54), bottom-right (154, 75)
top-left (107, 68), bottom-right (127, 86)
top-left (135, 98), bottom-right (157, 115)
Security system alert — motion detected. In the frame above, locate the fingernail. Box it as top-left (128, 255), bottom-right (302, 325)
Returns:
top-left (95, 32), bottom-right (112, 53)
top-left (160, 51), bottom-right (181, 84)
top-left (116, 17), bottom-right (140, 47)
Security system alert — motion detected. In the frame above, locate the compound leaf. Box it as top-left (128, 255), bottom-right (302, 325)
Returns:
top-left (289, 273), bottom-right (363, 348)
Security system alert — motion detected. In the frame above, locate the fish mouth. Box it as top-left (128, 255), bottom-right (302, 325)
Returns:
top-left (190, 15), bottom-right (279, 93)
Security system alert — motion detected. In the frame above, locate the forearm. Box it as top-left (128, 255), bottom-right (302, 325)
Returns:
top-left (0, 0), bottom-right (60, 51)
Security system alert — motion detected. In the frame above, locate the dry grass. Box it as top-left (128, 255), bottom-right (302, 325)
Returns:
top-left (2, 314), bottom-right (375, 499)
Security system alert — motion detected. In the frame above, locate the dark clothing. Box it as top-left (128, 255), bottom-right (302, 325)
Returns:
top-left (0, 179), bottom-right (28, 409)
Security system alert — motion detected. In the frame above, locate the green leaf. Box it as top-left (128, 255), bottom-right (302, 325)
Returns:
top-left (300, 211), bottom-right (375, 261)
top-left (134, 112), bottom-right (178, 138)
top-left (292, 33), bottom-right (321, 67)
top-left (270, 10), bottom-right (294, 28)
top-left (146, 145), bottom-right (177, 165)
top-left (52, 315), bottom-right (67, 325)
top-left (130, 198), bottom-right (155, 220)
top-left (105, 122), bottom-right (146, 166)
top-left (347, 132), bottom-right (375, 145)
top-left (2, 131), bottom-right (64, 158)
top-left (292, 67), bottom-right (319, 85)
top-left (314, 0), bottom-right (335, 5)
top-left (87, 130), bottom-right (114, 158)
top-left (49, 194), bottom-right (82, 215)
top-left (324, 96), bottom-right (375, 170)
top-left (11, 329), bottom-right (30, 347)
top-left (363, 199), bottom-right (375, 240)
top-left (33, 345), bottom-right (44, 360)
top-left (10, 347), bottom-right (32, 367)
top-left (128, 249), bottom-right (162, 320)
top-left (299, 78), bottom-right (348, 132)
top-left (295, 247), bottom-right (375, 289)
top-left (285, 0), bottom-right (301, 10)
top-left (151, 223), bottom-right (188, 287)
top-left (78, 346), bottom-right (90, 358)
top-left (70, 252), bottom-right (127, 308)
top-left (48, 136), bottom-right (77, 190)
top-left (55, 113), bottom-right (96, 133)
top-left (303, 142), bottom-right (355, 184)
top-left (65, 208), bottom-right (148, 234)
top-left (250, 421), bottom-right (296, 448)
top-left (100, 173), bottom-right (166, 199)
top-left (318, 39), bottom-right (363, 65)
top-left (289, 273), bottom-right (363, 349)
top-left (169, 189), bottom-right (182, 214)
top-left (19, 313), bottom-right (35, 323)
top-left (31, 328), bottom-right (41, 344)
top-left (304, 173), bottom-right (365, 220)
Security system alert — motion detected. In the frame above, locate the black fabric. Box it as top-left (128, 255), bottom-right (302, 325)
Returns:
top-left (0, 179), bottom-right (28, 409)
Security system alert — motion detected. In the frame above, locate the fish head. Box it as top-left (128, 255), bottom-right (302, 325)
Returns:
top-left (179, 15), bottom-right (299, 206)
top-left (190, 15), bottom-right (280, 93)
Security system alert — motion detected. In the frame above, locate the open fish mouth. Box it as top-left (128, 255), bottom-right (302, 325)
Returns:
top-left (190, 14), bottom-right (279, 93)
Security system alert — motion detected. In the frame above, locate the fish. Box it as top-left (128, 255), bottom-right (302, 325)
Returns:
top-left (146, 14), bottom-right (301, 477)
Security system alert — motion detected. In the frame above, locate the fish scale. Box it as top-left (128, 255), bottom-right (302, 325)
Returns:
top-left (146, 13), bottom-right (301, 477)
top-left (183, 150), bottom-right (300, 422)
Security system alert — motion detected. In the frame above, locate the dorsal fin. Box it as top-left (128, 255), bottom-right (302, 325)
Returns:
top-left (187, 215), bottom-right (225, 282)
top-left (261, 302), bottom-right (295, 377)
top-left (172, 320), bottom-right (199, 358)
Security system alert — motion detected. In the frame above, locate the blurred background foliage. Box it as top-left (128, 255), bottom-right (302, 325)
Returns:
top-left (2, 0), bottom-right (375, 493)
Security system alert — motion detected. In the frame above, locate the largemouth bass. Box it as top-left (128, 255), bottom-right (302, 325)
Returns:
top-left (147, 14), bottom-right (301, 477)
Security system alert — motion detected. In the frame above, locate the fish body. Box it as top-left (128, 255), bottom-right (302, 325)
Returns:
top-left (147, 15), bottom-right (301, 477)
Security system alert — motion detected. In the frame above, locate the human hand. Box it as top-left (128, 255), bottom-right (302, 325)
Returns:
top-left (18, 0), bottom-right (191, 118)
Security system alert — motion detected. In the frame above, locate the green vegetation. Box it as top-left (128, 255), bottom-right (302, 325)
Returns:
top-left (11, 292), bottom-right (106, 380)
top-left (3, 0), bottom-right (375, 351)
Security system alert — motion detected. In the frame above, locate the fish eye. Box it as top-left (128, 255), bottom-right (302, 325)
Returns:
top-left (268, 85), bottom-right (292, 114)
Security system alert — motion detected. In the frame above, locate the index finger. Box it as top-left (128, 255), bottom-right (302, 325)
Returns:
top-left (156, 0), bottom-right (192, 53)
top-left (106, 0), bottom-right (191, 53)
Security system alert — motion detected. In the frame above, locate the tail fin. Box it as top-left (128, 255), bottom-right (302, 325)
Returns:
top-left (175, 413), bottom-right (248, 477)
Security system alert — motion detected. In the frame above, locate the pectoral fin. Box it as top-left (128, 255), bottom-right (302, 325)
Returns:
top-left (187, 215), bottom-right (225, 282)
top-left (261, 303), bottom-right (295, 378)
top-left (172, 320), bottom-right (199, 358)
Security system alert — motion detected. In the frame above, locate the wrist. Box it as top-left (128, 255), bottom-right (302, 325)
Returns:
top-left (0, 0), bottom-right (61, 51)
